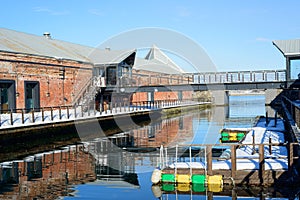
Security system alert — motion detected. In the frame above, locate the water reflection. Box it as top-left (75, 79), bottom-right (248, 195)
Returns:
top-left (0, 140), bottom-right (297, 199)
top-left (229, 95), bottom-right (266, 118)
top-left (0, 145), bottom-right (95, 199)
top-left (0, 97), bottom-right (298, 199)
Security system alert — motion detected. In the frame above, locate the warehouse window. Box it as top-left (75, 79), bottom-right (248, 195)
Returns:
top-left (0, 80), bottom-right (16, 113)
top-left (25, 81), bottom-right (40, 111)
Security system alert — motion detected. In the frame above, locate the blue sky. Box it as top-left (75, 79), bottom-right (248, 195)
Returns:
top-left (1, 0), bottom-right (299, 72)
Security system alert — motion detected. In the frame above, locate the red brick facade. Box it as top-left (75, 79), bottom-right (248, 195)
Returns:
top-left (131, 88), bottom-right (193, 102)
top-left (132, 114), bottom-right (194, 147)
top-left (0, 52), bottom-right (92, 110)
top-left (0, 146), bottom-right (95, 199)
top-left (130, 69), bottom-right (193, 102)
top-left (0, 49), bottom-right (193, 111)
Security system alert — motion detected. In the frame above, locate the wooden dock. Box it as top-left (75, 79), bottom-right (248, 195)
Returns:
top-left (161, 143), bottom-right (295, 186)
top-left (155, 117), bottom-right (300, 187)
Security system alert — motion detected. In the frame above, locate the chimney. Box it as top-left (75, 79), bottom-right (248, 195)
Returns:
top-left (43, 32), bottom-right (51, 39)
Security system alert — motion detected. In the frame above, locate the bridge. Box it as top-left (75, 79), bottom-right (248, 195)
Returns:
top-left (91, 39), bottom-right (300, 106)
top-left (101, 69), bottom-right (287, 106)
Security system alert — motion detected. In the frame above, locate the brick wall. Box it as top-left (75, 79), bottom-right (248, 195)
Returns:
top-left (155, 91), bottom-right (178, 100)
top-left (132, 114), bottom-right (194, 147)
top-left (0, 52), bottom-right (92, 109)
top-left (0, 146), bottom-right (95, 199)
top-left (131, 92), bottom-right (148, 102)
top-left (130, 69), bottom-right (194, 102)
top-left (131, 91), bottom-right (194, 102)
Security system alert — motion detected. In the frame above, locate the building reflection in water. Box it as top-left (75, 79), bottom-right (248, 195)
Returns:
top-left (0, 112), bottom-right (197, 199)
top-left (0, 110), bottom-right (293, 199)
top-left (111, 113), bottom-right (195, 148)
top-left (0, 144), bottom-right (95, 199)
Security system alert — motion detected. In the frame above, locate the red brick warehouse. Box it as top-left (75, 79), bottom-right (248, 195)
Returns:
top-left (0, 28), bottom-right (193, 112)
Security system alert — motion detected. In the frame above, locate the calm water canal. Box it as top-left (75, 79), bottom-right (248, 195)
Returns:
top-left (1, 95), bottom-right (298, 200)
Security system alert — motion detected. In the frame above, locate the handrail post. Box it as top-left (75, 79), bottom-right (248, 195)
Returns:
top-left (231, 145), bottom-right (236, 178)
top-left (259, 144), bottom-right (265, 185)
top-left (67, 106), bottom-right (70, 119)
top-left (121, 101), bottom-right (125, 112)
top-left (10, 109), bottom-right (13, 125)
top-left (51, 107), bottom-right (54, 121)
top-left (21, 109), bottom-right (25, 124)
top-left (252, 130), bottom-right (256, 154)
top-left (288, 143), bottom-right (294, 173)
top-left (42, 108), bottom-right (45, 122)
top-left (59, 106), bottom-right (62, 120)
top-left (206, 145), bottom-right (213, 176)
top-left (105, 103), bottom-right (108, 114)
top-left (74, 105), bottom-right (77, 118)
top-left (214, 73), bottom-right (217, 82)
top-left (32, 108), bottom-right (35, 123)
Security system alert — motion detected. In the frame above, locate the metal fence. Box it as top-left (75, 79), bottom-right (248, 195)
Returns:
top-left (191, 70), bottom-right (286, 84)
top-left (128, 70), bottom-right (286, 86)
top-left (281, 96), bottom-right (300, 127)
top-left (0, 99), bottom-right (204, 128)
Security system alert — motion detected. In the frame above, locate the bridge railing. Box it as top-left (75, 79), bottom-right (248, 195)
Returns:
top-left (131, 73), bottom-right (193, 86)
top-left (191, 70), bottom-right (286, 84)
top-left (281, 95), bottom-right (300, 127)
top-left (130, 70), bottom-right (286, 86)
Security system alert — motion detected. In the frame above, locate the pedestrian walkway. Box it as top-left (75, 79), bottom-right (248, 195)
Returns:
top-left (0, 100), bottom-right (207, 130)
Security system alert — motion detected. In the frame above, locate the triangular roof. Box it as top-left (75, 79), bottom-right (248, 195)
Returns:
top-left (0, 28), bottom-right (135, 64)
top-left (89, 49), bottom-right (136, 65)
top-left (134, 45), bottom-right (185, 74)
top-left (273, 39), bottom-right (300, 57)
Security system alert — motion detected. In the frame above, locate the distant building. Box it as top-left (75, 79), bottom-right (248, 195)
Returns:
top-left (273, 39), bottom-right (300, 81)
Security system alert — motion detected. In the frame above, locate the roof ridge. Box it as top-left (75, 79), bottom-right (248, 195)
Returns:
top-left (144, 45), bottom-right (185, 73)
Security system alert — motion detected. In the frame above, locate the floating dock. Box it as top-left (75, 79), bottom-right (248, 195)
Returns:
top-left (152, 116), bottom-right (298, 190)
top-left (219, 128), bottom-right (251, 143)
